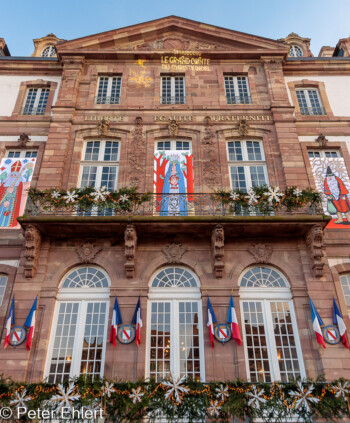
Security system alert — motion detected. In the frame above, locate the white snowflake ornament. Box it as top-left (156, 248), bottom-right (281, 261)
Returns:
top-left (263, 186), bottom-right (284, 203)
top-left (101, 381), bottom-right (115, 398)
top-left (119, 194), bottom-right (129, 203)
top-left (91, 186), bottom-right (110, 202)
top-left (50, 383), bottom-right (81, 412)
top-left (129, 387), bottom-right (144, 404)
top-left (63, 190), bottom-right (78, 204)
top-left (293, 188), bottom-right (303, 197)
top-left (230, 191), bottom-right (240, 201)
top-left (245, 189), bottom-right (260, 205)
top-left (208, 400), bottom-right (221, 417)
top-left (289, 381), bottom-right (320, 413)
top-left (331, 381), bottom-right (350, 400)
top-left (247, 385), bottom-right (267, 409)
top-left (215, 384), bottom-right (229, 401)
top-left (10, 389), bottom-right (32, 410)
top-left (51, 190), bottom-right (61, 199)
top-left (162, 373), bottom-right (190, 404)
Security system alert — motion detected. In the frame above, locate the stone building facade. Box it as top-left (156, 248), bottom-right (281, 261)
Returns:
top-left (1, 16), bottom-right (350, 386)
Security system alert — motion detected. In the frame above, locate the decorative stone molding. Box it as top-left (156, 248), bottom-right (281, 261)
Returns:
top-left (125, 225), bottom-right (137, 278)
top-left (316, 134), bottom-right (328, 147)
top-left (18, 133), bottom-right (30, 146)
top-left (201, 117), bottom-right (220, 187)
top-left (128, 117), bottom-right (146, 188)
top-left (97, 118), bottom-right (110, 136)
top-left (168, 120), bottom-right (179, 137)
top-left (162, 243), bottom-right (187, 264)
top-left (24, 225), bottom-right (41, 279)
top-left (305, 224), bottom-right (325, 278)
top-left (237, 119), bottom-right (250, 137)
top-left (248, 243), bottom-right (273, 263)
top-left (75, 241), bottom-right (102, 264)
top-left (211, 225), bottom-right (224, 278)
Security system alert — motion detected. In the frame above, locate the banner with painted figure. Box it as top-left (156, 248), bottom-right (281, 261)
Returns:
top-left (154, 150), bottom-right (194, 216)
top-left (310, 157), bottom-right (350, 228)
top-left (0, 158), bottom-right (36, 228)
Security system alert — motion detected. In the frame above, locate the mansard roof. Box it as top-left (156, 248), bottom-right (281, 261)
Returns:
top-left (55, 15), bottom-right (289, 59)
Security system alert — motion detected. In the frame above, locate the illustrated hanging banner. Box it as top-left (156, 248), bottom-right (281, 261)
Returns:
top-left (310, 157), bottom-right (350, 229)
top-left (153, 149), bottom-right (194, 216)
top-left (0, 158), bottom-right (36, 228)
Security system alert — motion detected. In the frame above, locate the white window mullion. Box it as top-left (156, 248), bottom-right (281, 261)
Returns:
top-left (71, 301), bottom-right (87, 378)
top-left (244, 166), bottom-right (253, 190)
top-left (172, 301), bottom-right (179, 378)
top-left (33, 89), bottom-right (41, 109)
top-left (263, 301), bottom-right (280, 381)
top-left (288, 300), bottom-right (306, 379)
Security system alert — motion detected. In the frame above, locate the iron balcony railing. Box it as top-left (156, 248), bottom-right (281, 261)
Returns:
top-left (161, 96), bottom-right (186, 105)
top-left (226, 95), bottom-right (252, 105)
top-left (21, 107), bottom-right (46, 115)
top-left (95, 96), bottom-right (121, 105)
top-left (24, 193), bottom-right (323, 218)
top-left (300, 106), bottom-right (326, 116)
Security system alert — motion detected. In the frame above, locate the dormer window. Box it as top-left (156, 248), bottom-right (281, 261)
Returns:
top-left (41, 45), bottom-right (56, 57)
top-left (288, 45), bottom-right (303, 57)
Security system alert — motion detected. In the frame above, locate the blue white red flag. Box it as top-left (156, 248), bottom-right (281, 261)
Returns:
top-left (110, 296), bottom-right (123, 347)
top-left (309, 297), bottom-right (325, 348)
top-left (132, 296), bottom-right (142, 346)
top-left (206, 297), bottom-right (217, 348)
top-left (4, 296), bottom-right (15, 349)
top-left (24, 297), bottom-right (37, 351)
top-left (333, 297), bottom-right (349, 349)
top-left (227, 295), bottom-right (242, 345)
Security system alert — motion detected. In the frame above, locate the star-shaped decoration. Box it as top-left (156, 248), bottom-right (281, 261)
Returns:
top-left (129, 387), bottom-right (144, 404)
top-left (245, 189), bottom-right (260, 205)
top-left (50, 383), bottom-right (81, 412)
top-left (230, 191), bottom-right (240, 201)
top-left (247, 385), bottom-right (267, 409)
top-left (63, 190), bottom-right (78, 204)
top-left (331, 381), bottom-right (350, 400)
top-left (215, 384), bottom-right (229, 401)
top-left (10, 389), bottom-right (32, 410)
top-left (129, 69), bottom-right (153, 88)
top-left (101, 381), bottom-right (115, 398)
top-left (119, 194), bottom-right (129, 203)
top-left (91, 186), bottom-right (110, 202)
top-left (263, 186), bottom-right (284, 203)
top-left (51, 190), bottom-right (61, 199)
top-left (207, 400), bottom-right (221, 417)
top-left (162, 373), bottom-right (190, 404)
top-left (293, 188), bottom-right (303, 197)
top-left (289, 381), bottom-right (319, 413)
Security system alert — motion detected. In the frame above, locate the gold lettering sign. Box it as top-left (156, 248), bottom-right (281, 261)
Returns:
top-left (161, 52), bottom-right (211, 72)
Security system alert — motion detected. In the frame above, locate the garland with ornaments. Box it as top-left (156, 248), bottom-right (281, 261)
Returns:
top-left (27, 186), bottom-right (152, 213)
top-left (1, 376), bottom-right (350, 422)
top-left (213, 185), bottom-right (322, 215)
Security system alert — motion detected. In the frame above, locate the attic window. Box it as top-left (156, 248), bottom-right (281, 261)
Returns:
top-left (41, 45), bottom-right (56, 57)
top-left (289, 45), bottom-right (303, 57)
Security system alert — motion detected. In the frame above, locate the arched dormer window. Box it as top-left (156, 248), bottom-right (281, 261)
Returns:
top-left (41, 45), bottom-right (56, 57)
top-left (45, 266), bottom-right (110, 383)
top-left (147, 266), bottom-right (205, 382)
top-left (240, 266), bottom-right (305, 382)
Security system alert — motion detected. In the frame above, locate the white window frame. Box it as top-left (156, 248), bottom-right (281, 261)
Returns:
top-left (95, 76), bottom-right (122, 105)
top-left (156, 140), bottom-right (192, 151)
top-left (227, 140), bottom-right (269, 192)
top-left (0, 275), bottom-right (7, 307)
top-left (296, 88), bottom-right (325, 115)
top-left (22, 87), bottom-right (49, 115)
top-left (146, 267), bottom-right (205, 382)
top-left (78, 140), bottom-right (120, 190)
top-left (161, 75), bottom-right (186, 104)
top-left (308, 150), bottom-right (341, 158)
top-left (41, 45), bottom-right (56, 57)
top-left (6, 150), bottom-right (38, 158)
top-left (44, 266), bottom-right (110, 383)
top-left (340, 274), bottom-right (350, 317)
top-left (224, 75), bottom-right (251, 104)
top-left (239, 266), bottom-right (306, 383)
top-left (288, 45), bottom-right (303, 57)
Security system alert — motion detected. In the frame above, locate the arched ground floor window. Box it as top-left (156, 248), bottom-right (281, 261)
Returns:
top-left (146, 267), bottom-right (205, 382)
top-left (44, 266), bottom-right (110, 384)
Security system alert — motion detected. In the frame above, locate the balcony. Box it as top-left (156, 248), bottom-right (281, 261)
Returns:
top-left (19, 193), bottom-right (329, 240)
top-left (226, 95), bottom-right (252, 104)
top-left (161, 95), bottom-right (186, 104)
top-left (95, 95), bottom-right (120, 104)
top-left (21, 106), bottom-right (46, 115)
top-left (300, 106), bottom-right (326, 116)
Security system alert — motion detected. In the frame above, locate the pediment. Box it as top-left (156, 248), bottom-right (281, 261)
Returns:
top-left (56, 16), bottom-right (288, 55)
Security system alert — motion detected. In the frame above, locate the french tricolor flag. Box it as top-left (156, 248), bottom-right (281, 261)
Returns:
top-left (227, 295), bottom-right (242, 345)
top-left (333, 298), bottom-right (349, 349)
top-left (206, 297), bottom-right (217, 348)
top-left (309, 297), bottom-right (326, 348)
top-left (110, 296), bottom-right (123, 347)
top-left (132, 296), bottom-right (142, 346)
top-left (4, 296), bottom-right (15, 348)
top-left (24, 297), bottom-right (37, 351)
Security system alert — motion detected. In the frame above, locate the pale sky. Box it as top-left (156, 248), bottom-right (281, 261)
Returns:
top-left (2, 0), bottom-right (350, 57)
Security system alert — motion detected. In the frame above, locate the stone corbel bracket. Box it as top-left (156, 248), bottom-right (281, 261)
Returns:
top-left (305, 224), bottom-right (325, 278)
top-left (24, 224), bottom-right (41, 279)
top-left (124, 224), bottom-right (137, 279)
top-left (211, 224), bottom-right (225, 278)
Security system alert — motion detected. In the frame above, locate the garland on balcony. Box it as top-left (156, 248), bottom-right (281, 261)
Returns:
top-left (213, 185), bottom-right (322, 214)
top-left (27, 186), bottom-right (151, 212)
top-left (0, 376), bottom-right (349, 422)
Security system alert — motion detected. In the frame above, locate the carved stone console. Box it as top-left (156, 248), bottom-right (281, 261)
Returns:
top-left (124, 224), bottom-right (137, 278)
top-left (211, 224), bottom-right (224, 278)
top-left (24, 224), bottom-right (41, 279)
top-left (305, 224), bottom-right (325, 278)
